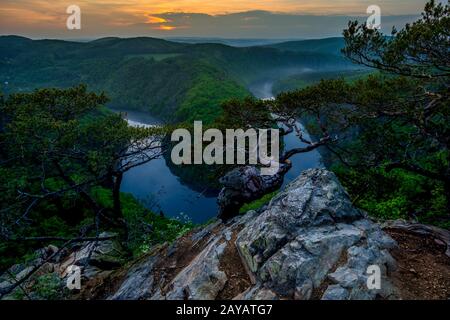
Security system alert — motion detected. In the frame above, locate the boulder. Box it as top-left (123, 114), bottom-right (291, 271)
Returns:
top-left (234, 169), bottom-right (398, 300)
top-left (104, 169), bottom-right (400, 300)
top-left (60, 232), bottom-right (126, 276)
top-left (109, 251), bottom-right (161, 300)
top-left (158, 237), bottom-right (228, 300)
top-left (217, 164), bottom-right (291, 221)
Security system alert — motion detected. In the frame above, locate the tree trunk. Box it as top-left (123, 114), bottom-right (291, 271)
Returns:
top-left (112, 172), bottom-right (123, 218)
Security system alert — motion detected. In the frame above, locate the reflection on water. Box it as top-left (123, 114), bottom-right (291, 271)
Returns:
top-left (117, 79), bottom-right (322, 223)
top-left (116, 109), bottom-right (219, 224)
top-left (281, 122), bottom-right (323, 188)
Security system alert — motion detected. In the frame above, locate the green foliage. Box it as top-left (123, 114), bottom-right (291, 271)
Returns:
top-left (273, 1), bottom-right (450, 228)
top-left (176, 68), bottom-right (249, 124)
top-left (272, 69), bottom-right (372, 95)
top-left (31, 273), bottom-right (67, 300)
top-left (343, 0), bottom-right (449, 79)
top-left (91, 187), bottom-right (194, 256)
top-left (333, 163), bottom-right (449, 228)
top-left (5, 272), bottom-right (66, 300)
top-left (240, 191), bottom-right (278, 214)
top-left (0, 36), bottom-right (353, 123)
top-left (0, 85), bottom-right (170, 270)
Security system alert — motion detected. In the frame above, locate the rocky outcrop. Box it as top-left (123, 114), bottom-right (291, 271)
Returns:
top-left (0, 232), bottom-right (127, 300)
top-left (2, 169), bottom-right (403, 300)
top-left (0, 245), bottom-right (61, 298)
top-left (234, 170), bottom-right (398, 300)
top-left (108, 169), bottom-right (400, 300)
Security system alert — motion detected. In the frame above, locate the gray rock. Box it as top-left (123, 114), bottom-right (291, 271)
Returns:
top-left (110, 254), bottom-right (160, 300)
top-left (0, 266), bottom-right (34, 293)
top-left (235, 284), bottom-right (279, 300)
top-left (159, 237), bottom-right (228, 300)
top-left (322, 285), bottom-right (349, 300)
top-left (217, 165), bottom-right (291, 220)
top-left (102, 169), bottom-right (400, 301)
top-left (234, 169), bottom-right (397, 300)
top-left (60, 232), bottom-right (126, 273)
top-left (295, 279), bottom-right (313, 300)
top-left (328, 267), bottom-right (360, 288)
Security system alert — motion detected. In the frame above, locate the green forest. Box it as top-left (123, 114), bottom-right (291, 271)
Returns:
top-left (0, 35), bottom-right (350, 124)
top-left (0, 0), bottom-right (448, 301)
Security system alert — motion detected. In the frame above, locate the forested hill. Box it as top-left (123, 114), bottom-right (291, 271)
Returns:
top-left (0, 36), bottom-right (351, 123)
top-left (264, 37), bottom-right (345, 56)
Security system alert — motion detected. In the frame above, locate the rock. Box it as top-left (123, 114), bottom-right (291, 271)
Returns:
top-left (103, 169), bottom-right (401, 300)
top-left (328, 267), bottom-right (360, 288)
top-left (34, 245), bottom-right (60, 263)
top-left (110, 252), bottom-right (161, 300)
top-left (0, 244), bottom-right (63, 298)
top-left (60, 232), bottom-right (126, 275)
top-left (322, 285), bottom-right (349, 300)
top-left (160, 237), bottom-right (228, 300)
top-left (217, 164), bottom-right (291, 220)
top-left (235, 169), bottom-right (397, 299)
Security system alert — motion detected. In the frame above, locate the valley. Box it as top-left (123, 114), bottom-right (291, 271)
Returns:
top-left (117, 74), bottom-right (324, 223)
top-left (0, 36), bottom-right (353, 123)
top-left (0, 35), bottom-right (357, 223)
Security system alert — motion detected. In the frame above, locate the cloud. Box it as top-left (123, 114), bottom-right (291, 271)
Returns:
top-left (120, 11), bottom-right (421, 39)
top-left (0, 0), bottom-right (429, 39)
top-left (146, 16), bottom-right (170, 24)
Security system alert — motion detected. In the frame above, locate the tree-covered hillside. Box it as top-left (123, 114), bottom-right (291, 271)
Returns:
top-left (265, 37), bottom-right (346, 56)
top-left (0, 36), bottom-right (351, 123)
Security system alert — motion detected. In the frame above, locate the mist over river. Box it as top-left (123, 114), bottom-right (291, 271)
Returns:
top-left (117, 81), bottom-right (322, 224)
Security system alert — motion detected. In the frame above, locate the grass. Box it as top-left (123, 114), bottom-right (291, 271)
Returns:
top-left (239, 191), bottom-right (278, 214)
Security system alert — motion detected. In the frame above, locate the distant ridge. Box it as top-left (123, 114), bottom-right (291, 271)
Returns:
top-left (265, 37), bottom-right (345, 55)
top-left (0, 36), bottom-right (353, 122)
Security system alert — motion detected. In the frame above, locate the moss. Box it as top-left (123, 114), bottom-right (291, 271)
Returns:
top-left (240, 191), bottom-right (278, 214)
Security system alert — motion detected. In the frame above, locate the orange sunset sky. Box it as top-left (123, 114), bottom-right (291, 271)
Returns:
top-left (0, 0), bottom-right (435, 39)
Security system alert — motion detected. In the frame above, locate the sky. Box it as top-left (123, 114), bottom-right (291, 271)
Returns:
top-left (0, 0), bottom-right (435, 39)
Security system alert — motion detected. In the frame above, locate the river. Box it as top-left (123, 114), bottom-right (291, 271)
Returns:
top-left (118, 84), bottom-right (323, 224)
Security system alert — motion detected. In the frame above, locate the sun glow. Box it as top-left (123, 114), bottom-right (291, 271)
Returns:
top-left (146, 16), bottom-right (169, 24)
top-left (155, 25), bottom-right (176, 30)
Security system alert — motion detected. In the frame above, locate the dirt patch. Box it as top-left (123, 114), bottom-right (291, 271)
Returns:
top-left (386, 229), bottom-right (450, 300)
top-left (216, 226), bottom-right (252, 300)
